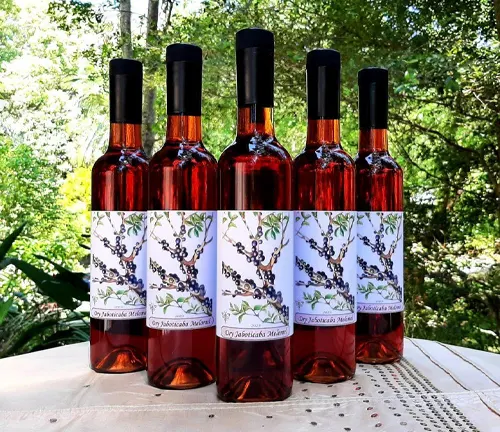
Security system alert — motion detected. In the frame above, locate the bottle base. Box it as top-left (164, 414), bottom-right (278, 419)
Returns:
top-left (91, 346), bottom-right (146, 373)
top-left (293, 355), bottom-right (355, 384)
top-left (356, 339), bottom-right (403, 364)
top-left (148, 357), bottom-right (215, 390)
top-left (217, 376), bottom-right (292, 402)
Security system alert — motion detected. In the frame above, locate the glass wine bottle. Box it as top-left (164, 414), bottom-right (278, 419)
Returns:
top-left (292, 49), bottom-right (356, 383)
top-left (355, 68), bottom-right (404, 364)
top-left (217, 28), bottom-right (294, 402)
top-left (147, 44), bottom-right (217, 389)
top-left (90, 59), bottom-right (148, 373)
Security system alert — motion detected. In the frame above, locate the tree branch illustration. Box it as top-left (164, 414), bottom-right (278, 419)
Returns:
top-left (302, 289), bottom-right (354, 313)
top-left (92, 212), bottom-right (147, 306)
top-left (357, 213), bottom-right (403, 302)
top-left (220, 212), bottom-right (290, 325)
top-left (148, 211), bottom-right (214, 316)
top-left (295, 212), bottom-right (356, 313)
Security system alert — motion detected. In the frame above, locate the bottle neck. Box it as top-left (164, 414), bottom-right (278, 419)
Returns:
top-left (306, 119), bottom-right (340, 148)
top-left (237, 105), bottom-right (274, 136)
top-left (358, 128), bottom-right (388, 153)
top-left (108, 123), bottom-right (142, 150)
top-left (166, 115), bottom-right (202, 143)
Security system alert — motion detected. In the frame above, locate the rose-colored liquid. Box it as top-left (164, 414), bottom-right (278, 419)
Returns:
top-left (355, 129), bottom-right (404, 363)
top-left (148, 115), bottom-right (217, 389)
top-left (90, 123), bottom-right (148, 373)
top-left (292, 119), bottom-right (356, 383)
top-left (217, 106), bottom-right (293, 402)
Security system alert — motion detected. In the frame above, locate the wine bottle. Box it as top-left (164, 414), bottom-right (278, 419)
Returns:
top-left (217, 28), bottom-right (294, 402)
top-left (147, 44), bottom-right (217, 389)
top-left (90, 59), bottom-right (148, 373)
top-left (355, 68), bottom-right (404, 363)
top-left (292, 49), bottom-right (356, 383)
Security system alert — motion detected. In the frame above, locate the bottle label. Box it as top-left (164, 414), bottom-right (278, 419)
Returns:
top-left (146, 211), bottom-right (216, 330)
top-left (294, 211), bottom-right (357, 326)
top-left (216, 211), bottom-right (294, 341)
top-left (90, 211), bottom-right (147, 319)
top-left (356, 211), bottom-right (404, 313)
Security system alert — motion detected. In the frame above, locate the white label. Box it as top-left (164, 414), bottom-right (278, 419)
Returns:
top-left (147, 211), bottom-right (216, 330)
top-left (357, 211), bottom-right (404, 313)
top-left (294, 211), bottom-right (357, 326)
top-left (90, 211), bottom-right (147, 319)
top-left (216, 211), bottom-right (294, 341)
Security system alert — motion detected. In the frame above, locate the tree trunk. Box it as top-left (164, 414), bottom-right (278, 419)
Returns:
top-left (142, 0), bottom-right (160, 157)
top-left (494, 0), bottom-right (500, 40)
top-left (120, 0), bottom-right (132, 58)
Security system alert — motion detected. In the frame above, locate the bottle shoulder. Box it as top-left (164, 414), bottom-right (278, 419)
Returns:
top-left (294, 146), bottom-right (355, 170)
top-left (150, 141), bottom-right (217, 168)
top-left (354, 151), bottom-right (402, 173)
top-left (92, 149), bottom-right (148, 173)
top-left (219, 134), bottom-right (292, 166)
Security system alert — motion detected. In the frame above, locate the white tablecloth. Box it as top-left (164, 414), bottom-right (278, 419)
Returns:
top-left (0, 338), bottom-right (499, 431)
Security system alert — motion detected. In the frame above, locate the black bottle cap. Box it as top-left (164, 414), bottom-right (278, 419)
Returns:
top-left (109, 58), bottom-right (143, 124)
top-left (358, 67), bottom-right (389, 129)
top-left (306, 49), bottom-right (341, 120)
top-left (236, 28), bottom-right (274, 107)
top-left (166, 43), bottom-right (202, 116)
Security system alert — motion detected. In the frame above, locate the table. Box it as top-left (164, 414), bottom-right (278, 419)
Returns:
top-left (0, 338), bottom-right (499, 431)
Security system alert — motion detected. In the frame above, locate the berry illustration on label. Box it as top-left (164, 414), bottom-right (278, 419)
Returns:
top-left (357, 212), bottom-right (404, 313)
top-left (217, 211), bottom-right (294, 341)
top-left (91, 211), bottom-right (147, 319)
top-left (294, 212), bottom-right (356, 326)
top-left (147, 211), bottom-right (215, 330)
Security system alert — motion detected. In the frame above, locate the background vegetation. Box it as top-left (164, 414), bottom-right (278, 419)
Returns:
top-left (0, 0), bottom-right (498, 356)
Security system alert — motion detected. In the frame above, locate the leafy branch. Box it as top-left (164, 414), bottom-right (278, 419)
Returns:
top-left (220, 212), bottom-right (291, 325)
top-left (95, 285), bottom-right (145, 306)
top-left (148, 211), bottom-right (214, 316)
top-left (295, 212), bottom-right (356, 313)
top-left (228, 300), bottom-right (281, 324)
top-left (357, 212), bottom-right (403, 302)
top-left (303, 290), bottom-right (353, 312)
top-left (91, 212), bottom-right (147, 306)
top-left (154, 292), bottom-right (206, 315)
top-left (357, 282), bottom-right (402, 301)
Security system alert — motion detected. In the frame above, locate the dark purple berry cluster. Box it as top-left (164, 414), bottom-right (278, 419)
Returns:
top-left (93, 256), bottom-right (107, 273)
top-left (296, 254), bottom-right (349, 293)
top-left (222, 217), bottom-right (290, 324)
top-left (126, 261), bottom-right (137, 273)
top-left (222, 264), bottom-right (239, 282)
top-left (265, 286), bottom-right (287, 319)
top-left (345, 294), bottom-right (355, 308)
top-left (357, 218), bottom-right (401, 299)
top-left (246, 240), bottom-right (265, 265)
top-left (170, 237), bottom-right (188, 262)
top-left (296, 256), bottom-right (313, 277)
top-left (186, 265), bottom-right (199, 278)
top-left (151, 221), bottom-right (214, 314)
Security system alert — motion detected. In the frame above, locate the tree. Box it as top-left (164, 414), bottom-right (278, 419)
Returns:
top-left (142, 0), bottom-right (160, 156)
top-left (119, 0), bottom-right (132, 58)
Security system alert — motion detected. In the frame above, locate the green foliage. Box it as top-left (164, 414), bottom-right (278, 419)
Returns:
top-left (0, 138), bottom-right (87, 298)
top-left (0, 225), bottom-right (89, 358)
top-left (0, 0), bottom-right (19, 63)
